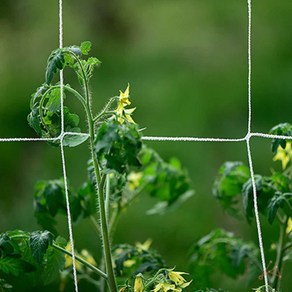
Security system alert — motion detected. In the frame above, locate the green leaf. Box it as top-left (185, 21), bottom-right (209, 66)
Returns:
top-left (112, 243), bottom-right (165, 280)
top-left (29, 231), bottom-right (54, 263)
top-left (137, 147), bottom-right (194, 214)
top-left (78, 181), bottom-right (97, 217)
top-left (45, 49), bottom-right (65, 84)
top-left (267, 192), bottom-right (292, 224)
top-left (189, 229), bottom-right (260, 289)
top-left (95, 121), bottom-right (142, 173)
top-left (68, 46), bottom-right (82, 56)
top-left (269, 123), bottom-right (292, 154)
top-left (80, 41), bottom-right (92, 55)
top-left (62, 133), bottom-right (89, 147)
top-left (242, 173), bottom-right (290, 223)
top-left (0, 257), bottom-right (24, 277)
top-left (0, 234), bottom-right (14, 257)
top-left (42, 236), bottom-right (66, 285)
top-left (213, 161), bottom-right (250, 216)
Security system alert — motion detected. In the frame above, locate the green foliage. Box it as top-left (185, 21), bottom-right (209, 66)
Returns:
top-left (269, 123), bottom-right (292, 154)
top-left (113, 243), bottom-right (165, 279)
top-left (33, 179), bottom-right (96, 234)
top-left (29, 231), bottom-right (53, 263)
top-left (45, 49), bottom-right (65, 84)
top-left (95, 121), bottom-right (142, 173)
top-left (242, 172), bottom-right (291, 223)
top-left (0, 230), bottom-right (67, 287)
top-left (41, 236), bottom-right (66, 285)
top-left (80, 41), bottom-right (92, 55)
top-left (139, 146), bottom-right (194, 214)
top-left (213, 161), bottom-right (250, 216)
top-left (28, 86), bottom-right (82, 146)
top-left (189, 229), bottom-right (260, 289)
top-left (267, 192), bottom-right (292, 224)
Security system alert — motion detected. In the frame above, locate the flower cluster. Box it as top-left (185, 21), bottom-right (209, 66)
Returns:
top-left (130, 268), bottom-right (192, 292)
top-left (116, 84), bottom-right (136, 124)
top-left (273, 141), bottom-right (292, 169)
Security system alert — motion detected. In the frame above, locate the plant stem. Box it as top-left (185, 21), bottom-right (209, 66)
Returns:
top-left (86, 103), bottom-right (117, 292)
top-left (72, 52), bottom-right (117, 292)
top-left (271, 217), bottom-right (288, 289)
top-left (52, 243), bottom-right (107, 279)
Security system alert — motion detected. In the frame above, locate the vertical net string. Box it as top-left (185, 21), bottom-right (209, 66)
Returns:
top-left (246, 1), bottom-right (269, 291)
top-left (59, 0), bottom-right (79, 291)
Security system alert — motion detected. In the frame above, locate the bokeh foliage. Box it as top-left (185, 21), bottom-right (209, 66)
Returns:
top-left (1, 0), bottom-right (292, 291)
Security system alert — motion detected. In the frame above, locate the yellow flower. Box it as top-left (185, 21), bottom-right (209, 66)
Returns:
top-left (168, 270), bottom-right (189, 286)
top-left (273, 142), bottom-right (292, 169)
top-left (136, 239), bottom-right (152, 252)
top-left (64, 244), bottom-right (97, 272)
top-left (153, 283), bottom-right (177, 292)
top-left (134, 274), bottom-right (144, 292)
top-left (123, 259), bottom-right (136, 268)
top-left (64, 243), bottom-right (82, 271)
top-left (127, 172), bottom-right (143, 190)
top-left (80, 249), bottom-right (97, 266)
top-left (286, 217), bottom-right (292, 235)
top-left (116, 84), bottom-right (136, 124)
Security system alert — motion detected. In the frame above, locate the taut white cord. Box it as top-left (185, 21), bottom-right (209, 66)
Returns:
top-left (59, 0), bottom-right (79, 291)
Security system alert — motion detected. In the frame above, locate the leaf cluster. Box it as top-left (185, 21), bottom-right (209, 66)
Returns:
top-left (33, 179), bottom-right (96, 234)
top-left (269, 123), bottom-right (292, 154)
top-left (189, 229), bottom-right (260, 289)
top-left (28, 86), bottom-right (82, 146)
top-left (213, 161), bottom-right (292, 224)
top-left (0, 230), bottom-right (66, 286)
top-left (242, 172), bottom-right (292, 223)
top-left (95, 121), bottom-right (142, 174)
top-left (139, 147), bottom-right (194, 215)
top-left (112, 243), bottom-right (165, 281)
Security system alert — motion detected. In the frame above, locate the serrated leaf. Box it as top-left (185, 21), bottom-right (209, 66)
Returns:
top-left (242, 174), bottom-right (290, 223)
top-left (269, 123), bottom-right (292, 154)
top-left (137, 146), bottom-right (194, 214)
top-left (213, 161), bottom-right (250, 216)
top-left (267, 193), bottom-right (292, 224)
top-left (189, 229), bottom-right (260, 289)
top-left (29, 231), bottom-right (53, 263)
top-left (42, 237), bottom-right (66, 285)
top-left (0, 257), bottom-right (24, 277)
top-left (0, 234), bottom-right (14, 257)
top-left (62, 133), bottom-right (89, 147)
top-left (80, 41), bottom-right (92, 55)
top-left (95, 121), bottom-right (142, 173)
top-left (45, 49), bottom-right (65, 84)
top-left (112, 243), bottom-right (165, 278)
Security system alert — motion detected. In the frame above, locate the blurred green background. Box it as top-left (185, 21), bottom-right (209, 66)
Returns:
top-left (0, 0), bottom-right (291, 291)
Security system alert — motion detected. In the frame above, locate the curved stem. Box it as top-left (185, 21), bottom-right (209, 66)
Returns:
top-left (66, 50), bottom-right (91, 106)
top-left (52, 243), bottom-right (107, 279)
top-left (38, 85), bottom-right (87, 130)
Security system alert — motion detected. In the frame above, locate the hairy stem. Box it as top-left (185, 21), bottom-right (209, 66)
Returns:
top-left (86, 100), bottom-right (117, 292)
top-left (271, 216), bottom-right (288, 289)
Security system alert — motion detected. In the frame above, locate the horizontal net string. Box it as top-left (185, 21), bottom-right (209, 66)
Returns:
top-left (1, 131), bottom-right (292, 143)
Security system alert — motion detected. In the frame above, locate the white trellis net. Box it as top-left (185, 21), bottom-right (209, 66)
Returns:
top-left (2, 1), bottom-right (291, 292)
